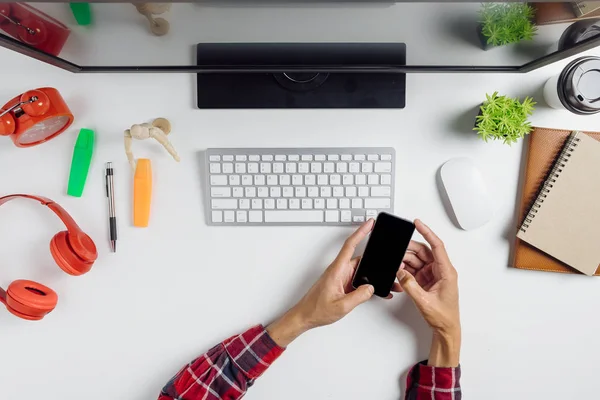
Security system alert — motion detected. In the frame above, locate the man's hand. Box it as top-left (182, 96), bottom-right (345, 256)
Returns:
top-left (395, 219), bottom-right (461, 367)
top-left (267, 219), bottom-right (376, 347)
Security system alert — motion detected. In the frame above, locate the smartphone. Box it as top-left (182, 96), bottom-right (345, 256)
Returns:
top-left (352, 213), bottom-right (416, 298)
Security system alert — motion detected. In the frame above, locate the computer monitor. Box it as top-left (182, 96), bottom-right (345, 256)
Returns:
top-left (1, 1), bottom-right (599, 108)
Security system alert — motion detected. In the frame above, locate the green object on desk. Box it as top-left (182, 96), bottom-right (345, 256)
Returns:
top-left (69, 3), bottom-right (92, 25)
top-left (67, 129), bottom-right (95, 197)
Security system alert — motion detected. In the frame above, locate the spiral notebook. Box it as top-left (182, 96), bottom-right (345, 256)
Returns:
top-left (517, 131), bottom-right (600, 276)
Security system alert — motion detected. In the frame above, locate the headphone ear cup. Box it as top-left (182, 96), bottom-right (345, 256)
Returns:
top-left (6, 280), bottom-right (57, 321)
top-left (50, 231), bottom-right (94, 276)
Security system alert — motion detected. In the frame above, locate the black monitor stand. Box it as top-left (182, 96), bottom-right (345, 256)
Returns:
top-left (196, 43), bottom-right (406, 109)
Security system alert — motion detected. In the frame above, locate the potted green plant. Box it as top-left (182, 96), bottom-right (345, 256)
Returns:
top-left (474, 92), bottom-right (536, 145)
top-left (478, 3), bottom-right (537, 50)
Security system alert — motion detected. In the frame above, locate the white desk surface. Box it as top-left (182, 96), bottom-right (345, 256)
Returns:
top-left (1, 44), bottom-right (600, 400)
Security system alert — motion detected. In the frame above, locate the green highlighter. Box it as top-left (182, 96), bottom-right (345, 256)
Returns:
top-left (67, 129), bottom-right (94, 197)
top-left (69, 3), bottom-right (92, 26)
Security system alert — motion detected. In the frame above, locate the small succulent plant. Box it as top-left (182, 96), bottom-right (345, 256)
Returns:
top-left (474, 92), bottom-right (536, 145)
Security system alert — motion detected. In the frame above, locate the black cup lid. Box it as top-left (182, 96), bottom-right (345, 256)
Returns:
top-left (560, 56), bottom-right (600, 114)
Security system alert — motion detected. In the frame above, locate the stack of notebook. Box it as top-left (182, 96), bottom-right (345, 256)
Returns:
top-left (532, 2), bottom-right (600, 25)
top-left (514, 128), bottom-right (600, 276)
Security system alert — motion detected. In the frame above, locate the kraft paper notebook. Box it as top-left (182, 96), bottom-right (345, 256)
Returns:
top-left (515, 129), bottom-right (600, 276)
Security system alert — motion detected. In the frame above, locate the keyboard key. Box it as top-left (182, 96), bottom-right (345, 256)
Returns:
top-left (273, 163), bottom-right (284, 173)
top-left (336, 162), bottom-right (348, 173)
top-left (305, 175), bottom-right (316, 185)
top-left (374, 162), bottom-right (392, 173)
top-left (298, 163), bottom-right (309, 174)
top-left (349, 162), bottom-right (360, 173)
top-left (288, 155), bottom-right (300, 161)
top-left (295, 187), bottom-right (307, 197)
top-left (302, 199), bottom-right (313, 209)
top-left (223, 155), bottom-right (234, 162)
top-left (264, 199), bottom-right (275, 209)
top-left (352, 199), bottom-right (363, 209)
top-left (314, 199), bottom-right (325, 209)
top-left (308, 187), bottom-right (319, 197)
top-left (353, 216), bottom-right (365, 222)
top-left (381, 154), bottom-right (392, 161)
top-left (366, 210), bottom-right (378, 219)
top-left (224, 210), bottom-right (235, 222)
top-left (368, 174), bottom-right (379, 185)
top-left (235, 155), bottom-right (247, 161)
top-left (327, 199), bottom-right (338, 209)
top-left (371, 186), bottom-right (391, 197)
top-left (317, 175), bottom-right (328, 185)
top-left (301, 154), bottom-right (313, 161)
top-left (270, 187), bottom-right (281, 197)
top-left (345, 187), bottom-right (357, 197)
top-left (239, 199), bottom-right (250, 209)
top-left (209, 155), bottom-right (221, 162)
top-left (211, 187), bottom-right (231, 198)
top-left (229, 175), bottom-right (241, 186)
top-left (249, 155), bottom-right (260, 161)
top-left (257, 187), bottom-right (269, 197)
top-left (323, 162), bottom-right (335, 173)
top-left (283, 187), bottom-right (294, 197)
top-left (286, 163), bottom-right (297, 173)
top-left (364, 198), bottom-right (391, 209)
top-left (315, 154), bottom-right (326, 161)
top-left (321, 187), bottom-right (332, 197)
top-left (262, 155), bottom-right (274, 161)
top-left (277, 199), bottom-right (288, 209)
top-left (252, 199), bottom-right (263, 209)
top-left (330, 174), bottom-right (341, 185)
top-left (233, 187), bottom-right (243, 197)
top-left (358, 187), bottom-right (369, 197)
top-left (211, 175), bottom-right (228, 186)
top-left (222, 163), bottom-right (234, 173)
top-left (341, 154), bottom-right (352, 161)
top-left (292, 175), bottom-right (303, 185)
top-left (267, 175), bottom-right (278, 185)
top-left (289, 199), bottom-right (300, 209)
top-left (339, 199), bottom-right (350, 209)
top-left (310, 163), bottom-right (322, 173)
top-left (328, 154), bottom-right (340, 161)
top-left (249, 211), bottom-right (263, 222)
top-left (367, 154), bottom-right (379, 161)
top-left (333, 187), bottom-right (344, 197)
top-left (381, 174), bottom-right (392, 185)
top-left (248, 163), bottom-right (259, 173)
top-left (236, 211), bottom-right (247, 223)
top-left (362, 162), bottom-right (373, 173)
top-left (210, 163), bottom-right (221, 174)
top-left (212, 199), bottom-right (237, 209)
top-left (254, 175), bottom-right (266, 186)
top-left (212, 211), bottom-right (223, 223)
top-left (341, 210), bottom-right (352, 222)
top-left (355, 174), bottom-right (366, 185)
top-left (242, 175), bottom-right (253, 185)
top-left (265, 210), bottom-right (324, 223)
top-left (260, 163), bottom-right (271, 174)
top-left (325, 210), bottom-right (339, 222)
top-left (354, 154), bottom-right (366, 161)
top-left (342, 175), bottom-right (354, 185)
top-left (280, 175), bottom-right (291, 185)
top-left (275, 155), bottom-right (286, 161)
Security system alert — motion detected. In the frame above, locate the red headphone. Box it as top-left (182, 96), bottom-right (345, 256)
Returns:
top-left (0, 194), bottom-right (98, 320)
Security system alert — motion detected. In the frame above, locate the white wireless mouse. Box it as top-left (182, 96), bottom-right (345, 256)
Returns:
top-left (440, 158), bottom-right (494, 230)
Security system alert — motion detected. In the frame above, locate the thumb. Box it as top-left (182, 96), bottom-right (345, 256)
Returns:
top-left (397, 270), bottom-right (427, 304)
top-left (342, 284), bottom-right (375, 310)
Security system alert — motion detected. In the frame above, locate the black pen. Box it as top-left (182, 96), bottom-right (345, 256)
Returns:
top-left (105, 162), bottom-right (117, 252)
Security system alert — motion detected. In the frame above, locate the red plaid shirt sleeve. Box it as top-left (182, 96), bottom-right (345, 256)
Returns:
top-left (158, 325), bottom-right (462, 400)
top-left (158, 325), bottom-right (284, 400)
top-left (405, 361), bottom-right (462, 400)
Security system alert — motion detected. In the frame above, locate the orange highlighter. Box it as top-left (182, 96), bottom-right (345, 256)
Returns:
top-left (133, 159), bottom-right (152, 227)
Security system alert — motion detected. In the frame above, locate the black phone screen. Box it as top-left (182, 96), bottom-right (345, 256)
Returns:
top-left (352, 213), bottom-right (415, 297)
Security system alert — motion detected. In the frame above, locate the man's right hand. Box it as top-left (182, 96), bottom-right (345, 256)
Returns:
top-left (395, 219), bottom-right (461, 368)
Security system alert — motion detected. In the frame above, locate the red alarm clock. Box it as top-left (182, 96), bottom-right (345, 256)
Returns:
top-left (0, 87), bottom-right (74, 147)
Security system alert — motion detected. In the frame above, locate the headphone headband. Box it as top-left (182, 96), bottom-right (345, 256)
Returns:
top-left (0, 194), bottom-right (83, 234)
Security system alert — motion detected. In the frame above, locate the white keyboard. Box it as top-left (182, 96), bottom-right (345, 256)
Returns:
top-left (205, 148), bottom-right (395, 226)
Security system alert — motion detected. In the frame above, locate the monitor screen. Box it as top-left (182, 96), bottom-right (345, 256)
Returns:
top-left (1, 1), bottom-right (599, 72)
